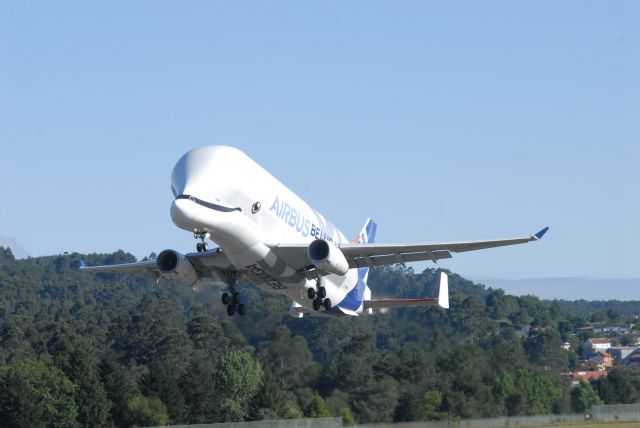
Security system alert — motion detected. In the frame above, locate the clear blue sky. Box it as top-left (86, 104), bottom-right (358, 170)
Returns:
top-left (1, 2), bottom-right (638, 280)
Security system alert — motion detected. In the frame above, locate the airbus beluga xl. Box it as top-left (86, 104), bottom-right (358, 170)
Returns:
top-left (81, 146), bottom-right (548, 318)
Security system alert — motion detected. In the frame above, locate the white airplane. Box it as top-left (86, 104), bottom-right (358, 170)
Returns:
top-left (81, 146), bottom-right (548, 318)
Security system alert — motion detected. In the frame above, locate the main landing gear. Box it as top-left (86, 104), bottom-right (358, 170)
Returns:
top-left (219, 269), bottom-right (245, 317)
top-left (195, 231), bottom-right (209, 253)
top-left (307, 277), bottom-right (331, 311)
top-left (222, 291), bottom-right (246, 316)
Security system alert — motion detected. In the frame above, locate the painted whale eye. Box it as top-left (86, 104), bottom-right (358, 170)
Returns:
top-left (251, 201), bottom-right (261, 214)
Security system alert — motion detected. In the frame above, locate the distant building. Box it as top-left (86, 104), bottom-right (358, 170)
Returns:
top-left (583, 338), bottom-right (612, 358)
top-left (608, 346), bottom-right (639, 363)
top-left (562, 370), bottom-right (608, 387)
top-left (590, 351), bottom-right (614, 370)
top-left (626, 354), bottom-right (640, 366)
top-left (593, 324), bottom-right (631, 334)
top-left (623, 349), bottom-right (640, 366)
top-left (562, 341), bottom-right (571, 351)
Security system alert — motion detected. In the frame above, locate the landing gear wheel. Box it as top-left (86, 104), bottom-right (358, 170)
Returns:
top-left (317, 287), bottom-right (327, 299)
top-left (219, 269), bottom-right (244, 317)
top-left (238, 304), bottom-right (246, 316)
top-left (226, 304), bottom-right (236, 316)
top-left (312, 299), bottom-right (321, 311)
top-left (307, 288), bottom-right (317, 300)
top-left (323, 298), bottom-right (332, 310)
top-left (195, 232), bottom-right (209, 252)
top-left (232, 292), bottom-right (241, 304)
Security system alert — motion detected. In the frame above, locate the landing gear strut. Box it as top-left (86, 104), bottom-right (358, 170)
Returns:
top-left (308, 277), bottom-right (331, 311)
top-left (218, 269), bottom-right (245, 317)
top-left (195, 231), bottom-right (209, 253)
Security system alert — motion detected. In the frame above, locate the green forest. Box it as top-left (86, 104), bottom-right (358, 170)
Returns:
top-left (1, 246), bottom-right (640, 427)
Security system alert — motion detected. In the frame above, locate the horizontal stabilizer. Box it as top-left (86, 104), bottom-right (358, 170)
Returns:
top-left (364, 271), bottom-right (449, 310)
top-left (363, 297), bottom-right (437, 310)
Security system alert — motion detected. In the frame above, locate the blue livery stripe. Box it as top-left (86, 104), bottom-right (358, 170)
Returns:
top-left (337, 218), bottom-right (377, 312)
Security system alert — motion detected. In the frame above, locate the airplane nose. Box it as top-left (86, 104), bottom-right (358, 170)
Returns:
top-left (170, 195), bottom-right (241, 233)
top-left (170, 198), bottom-right (197, 231)
top-left (170, 193), bottom-right (263, 253)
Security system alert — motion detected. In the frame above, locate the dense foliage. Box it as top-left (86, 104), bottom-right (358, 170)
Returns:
top-left (0, 246), bottom-right (639, 427)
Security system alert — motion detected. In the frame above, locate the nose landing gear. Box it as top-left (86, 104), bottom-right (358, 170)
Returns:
top-left (194, 231), bottom-right (209, 252)
top-left (308, 278), bottom-right (332, 311)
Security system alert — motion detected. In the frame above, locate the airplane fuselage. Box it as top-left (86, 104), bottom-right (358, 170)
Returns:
top-left (169, 145), bottom-right (367, 316)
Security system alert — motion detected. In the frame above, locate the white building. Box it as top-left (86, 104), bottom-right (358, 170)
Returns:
top-left (583, 338), bottom-right (611, 358)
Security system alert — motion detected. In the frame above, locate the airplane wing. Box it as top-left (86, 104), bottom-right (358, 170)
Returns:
top-left (79, 248), bottom-right (235, 277)
top-left (79, 259), bottom-right (158, 272)
top-left (269, 227), bottom-right (549, 271)
top-left (342, 227), bottom-right (549, 269)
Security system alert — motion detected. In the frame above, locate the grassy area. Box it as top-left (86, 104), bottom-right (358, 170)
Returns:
top-left (526, 423), bottom-right (639, 428)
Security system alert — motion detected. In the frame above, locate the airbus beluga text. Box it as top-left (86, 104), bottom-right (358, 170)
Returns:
top-left (81, 146), bottom-right (548, 318)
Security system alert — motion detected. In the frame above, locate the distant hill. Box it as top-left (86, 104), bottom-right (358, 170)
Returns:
top-left (1, 251), bottom-right (640, 426)
top-left (0, 237), bottom-right (29, 259)
top-left (470, 276), bottom-right (640, 301)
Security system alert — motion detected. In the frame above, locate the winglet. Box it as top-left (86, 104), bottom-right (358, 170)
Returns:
top-left (79, 259), bottom-right (86, 269)
top-left (534, 227), bottom-right (550, 240)
top-left (438, 272), bottom-right (449, 309)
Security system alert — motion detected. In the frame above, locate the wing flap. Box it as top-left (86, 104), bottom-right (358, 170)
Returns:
top-left (350, 250), bottom-right (452, 269)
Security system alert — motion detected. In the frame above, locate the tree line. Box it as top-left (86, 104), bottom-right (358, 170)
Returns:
top-left (0, 246), bottom-right (639, 427)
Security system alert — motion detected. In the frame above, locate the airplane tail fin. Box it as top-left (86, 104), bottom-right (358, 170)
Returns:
top-left (354, 218), bottom-right (377, 245)
top-left (354, 218), bottom-right (377, 286)
top-left (353, 219), bottom-right (377, 313)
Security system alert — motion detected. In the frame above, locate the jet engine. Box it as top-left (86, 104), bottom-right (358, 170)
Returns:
top-left (307, 239), bottom-right (349, 276)
top-left (156, 249), bottom-right (199, 287)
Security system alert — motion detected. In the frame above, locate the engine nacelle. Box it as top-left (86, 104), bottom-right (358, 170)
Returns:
top-left (307, 239), bottom-right (349, 276)
top-left (156, 249), bottom-right (199, 287)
